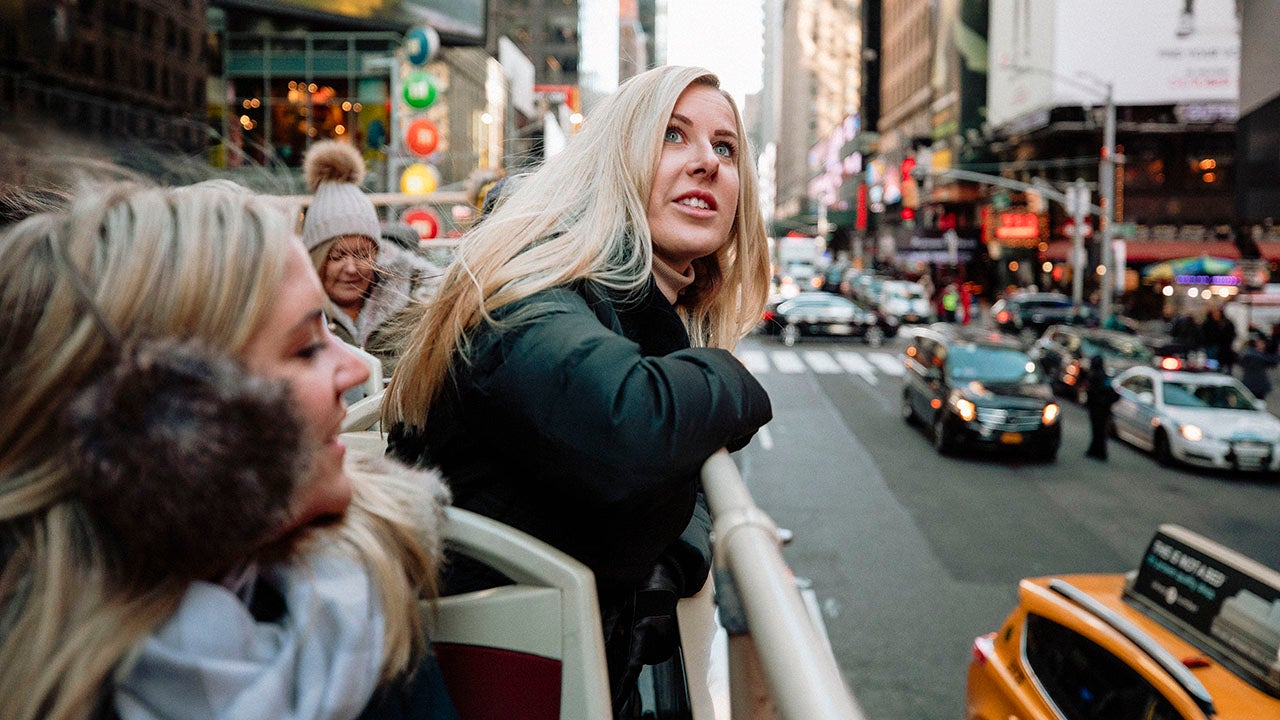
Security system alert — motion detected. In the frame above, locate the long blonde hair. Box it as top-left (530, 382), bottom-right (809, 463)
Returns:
top-left (384, 65), bottom-right (771, 429)
top-left (0, 183), bottom-right (440, 720)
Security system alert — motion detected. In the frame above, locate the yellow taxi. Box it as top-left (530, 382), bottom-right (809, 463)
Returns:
top-left (967, 525), bottom-right (1280, 720)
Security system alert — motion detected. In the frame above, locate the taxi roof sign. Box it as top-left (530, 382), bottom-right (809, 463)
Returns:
top-left (1125, 524), bottom-right (1280, 696)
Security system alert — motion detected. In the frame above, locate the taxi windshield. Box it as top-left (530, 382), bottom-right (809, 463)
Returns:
top-left (947, 345), bottom-right (1041, 384)
top-left (1162, 381), bottom-right (1255, 409)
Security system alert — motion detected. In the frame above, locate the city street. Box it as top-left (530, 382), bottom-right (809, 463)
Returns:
top-left (733, 332), bottom-right (1280, 720)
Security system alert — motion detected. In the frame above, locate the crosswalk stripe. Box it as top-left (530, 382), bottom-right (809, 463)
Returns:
top-left (868, 352), bottom-right (905, 377)
top-left (771, 350), bottom-right (807, 374)
top-left (803, 351), bottom-right (844, 374)
top-left (738, 349), bottom-right (770, 374)
top-left (834, 351), bottom-right (878, 385)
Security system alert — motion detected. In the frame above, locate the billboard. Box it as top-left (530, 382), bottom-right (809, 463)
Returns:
top-left (988, 0), bottom-right (1239, 128)
top-left (217, 0), bottom-right (486, 45)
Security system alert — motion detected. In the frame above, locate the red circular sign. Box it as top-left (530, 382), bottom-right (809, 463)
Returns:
top-left (401, 207), bottom-right (440, 240)
top-left (404, 118), bottom-right (440, 157)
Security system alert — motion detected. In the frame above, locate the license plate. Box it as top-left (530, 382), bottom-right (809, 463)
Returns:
top-left (826, 323), bottom-right (853, 335)
top-left (1000, 432), bottom-right (1023, 444)
top-left (1234, 441), bottom-right (1269, 455)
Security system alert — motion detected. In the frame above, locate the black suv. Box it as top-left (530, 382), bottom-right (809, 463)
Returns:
top-left (990, 292), bottom-right (1097, 341)
top-left (902, 325), bottom-right (1062, 461)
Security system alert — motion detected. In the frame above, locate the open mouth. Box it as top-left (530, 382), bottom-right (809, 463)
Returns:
top-left (675, 191), bottom-right (717, 212)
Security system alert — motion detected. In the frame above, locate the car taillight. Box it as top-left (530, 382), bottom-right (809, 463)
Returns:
top-left (972, 635), bottom-right (995, 666)
top-left (996, 310), bottom-right (1011, 324)
top-left (762, 310), bottom-right (776, 322)
top-left (1159, 356), bottom-right (1182, 371)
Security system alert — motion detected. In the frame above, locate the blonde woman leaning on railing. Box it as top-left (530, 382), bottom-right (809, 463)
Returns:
top-left (381, 65), bottom-right (773, 717)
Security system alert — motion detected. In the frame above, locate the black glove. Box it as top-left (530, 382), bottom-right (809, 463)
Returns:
top-left (628, 560), bottom-right (682, 665)
top-left (607, 560), bottom-right (683, 710)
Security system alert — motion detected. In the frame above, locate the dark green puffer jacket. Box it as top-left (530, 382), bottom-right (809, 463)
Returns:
top-left (388, 278), bottom-right (771, 598)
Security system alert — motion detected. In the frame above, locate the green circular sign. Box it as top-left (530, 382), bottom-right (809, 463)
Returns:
top-left (403, 71), bottom-right (437, 109)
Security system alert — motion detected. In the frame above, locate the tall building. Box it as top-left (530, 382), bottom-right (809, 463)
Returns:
top-left (1237, 1), bottom-right (1280, 226)
top-left (1, 0), bottom-right (208, 152)
top-left (773, 0), bottom-right (861, 235)
top-left (878, 0), bottom-right (933, 143)
top-left (491, 0), bottom-right (582, 87)
top-left (618, 0), bottom-right (650, 82)
top-left (985, 0), bottom-right (1240, 302)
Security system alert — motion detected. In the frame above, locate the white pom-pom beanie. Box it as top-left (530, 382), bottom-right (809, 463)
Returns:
top-left (301, 141), bottom-right (381, 258)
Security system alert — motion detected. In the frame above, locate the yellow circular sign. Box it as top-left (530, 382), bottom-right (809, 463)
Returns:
top-left (400, 163), bottom-right (439, 195)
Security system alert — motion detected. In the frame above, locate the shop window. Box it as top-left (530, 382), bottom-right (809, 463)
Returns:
top-left (1124, 147), bottom-right (1166, 191)
top-left (1023, 614), bottom-right (1180, 720)
top-left (1189, 155), bottom-right (1229, 190)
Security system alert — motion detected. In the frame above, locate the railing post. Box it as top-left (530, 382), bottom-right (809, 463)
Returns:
top-left (701, 450), bottom-right (867, 719)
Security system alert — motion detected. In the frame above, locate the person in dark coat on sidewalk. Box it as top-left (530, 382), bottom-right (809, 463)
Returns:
top-left (1239, 337), bottom-right (1280, 401)
top-left (383, 66), bottom-right (773, 717)
top-left (1085, 355), bottom-right (1121, 459)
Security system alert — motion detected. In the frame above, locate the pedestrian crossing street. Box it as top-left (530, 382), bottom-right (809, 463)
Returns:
top-left (736, 348), bottom-right (906, 385)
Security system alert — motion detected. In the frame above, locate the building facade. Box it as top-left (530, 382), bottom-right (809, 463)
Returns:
top-left (1, 0), bottom-right (208, 152)
top-left (772, 0), bottom-right (861, 238)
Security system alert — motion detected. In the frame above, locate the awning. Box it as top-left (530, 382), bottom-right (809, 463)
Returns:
top-left (1141, 256), bottom-right (1236, 280)
top-left (1041, 240), bottom-right (1241, 263)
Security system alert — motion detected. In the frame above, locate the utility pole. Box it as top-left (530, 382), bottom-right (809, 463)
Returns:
top-left (1097, 83), bottom-right (1116, 320)
top-left (1066, 179), bottom-right (1089, 307)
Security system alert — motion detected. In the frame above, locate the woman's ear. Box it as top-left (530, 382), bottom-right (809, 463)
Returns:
top-left (64, 339), bottom-right (306, 585)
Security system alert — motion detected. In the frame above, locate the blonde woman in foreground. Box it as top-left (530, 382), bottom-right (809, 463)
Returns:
top-left (0, 183), bottom-right (457, 720)
top-left (383, 65), bottom-right (773, 717)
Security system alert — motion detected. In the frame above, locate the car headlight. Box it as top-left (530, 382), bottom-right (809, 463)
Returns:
top-left (954, 397), bottom-right (977, 422)
top-left (1180, 424), bottom-right (1204, 442)
top-left (1042, 403), bottom-right (1060, 425)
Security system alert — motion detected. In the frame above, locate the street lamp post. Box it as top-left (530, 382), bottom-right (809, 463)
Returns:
top-left (1097, 81), bottom-right (1117, 321)
top-left (1005, 64), bottom-right (1116, 315)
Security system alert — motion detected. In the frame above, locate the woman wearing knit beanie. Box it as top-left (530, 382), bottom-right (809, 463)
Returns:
top-left (302, 141), bottom-right (440, 375)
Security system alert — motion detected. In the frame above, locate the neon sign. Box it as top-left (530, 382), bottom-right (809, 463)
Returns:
top-left (1174, 274), bottom-right (1239, 286)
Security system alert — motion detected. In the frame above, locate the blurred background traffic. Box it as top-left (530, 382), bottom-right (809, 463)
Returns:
top-left (3, 1), bottom-right (1278, 719)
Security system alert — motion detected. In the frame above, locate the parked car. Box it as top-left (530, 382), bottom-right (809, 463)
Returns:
top-left (848, 273), bottom-right (890, 306)
top-left (761, 291), bottom-right (898, 347)
top-left (1110, 366), bottom-right (1280, 474)
top-left (967, 524), bottom-right (1280, 720)
top-left (1028, 325), bottom-right (1156, 403)
top-left (991, 292), bottom-right (1096, 341)
top-left (901, 325), bottom-right (1061, 460)
top-left (878, 280), bottom-right (934, 324)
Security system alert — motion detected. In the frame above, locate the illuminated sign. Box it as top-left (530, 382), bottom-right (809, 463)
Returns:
top-left (217, 0), bottom-right (486, 45)
top-left (534, 84), bottom-right (581, 113)
top-left (1175, 274), bottom-right (1239, 286)
top-left (993, 212), bottom-right (1044, 246)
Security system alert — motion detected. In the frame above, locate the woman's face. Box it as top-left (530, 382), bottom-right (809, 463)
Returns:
top-left (242, 239), bottom-right (370, 531)
top-left (645, 84), bottom-right (740, 272)
top-left (321, 235), bottom-right (378, 310)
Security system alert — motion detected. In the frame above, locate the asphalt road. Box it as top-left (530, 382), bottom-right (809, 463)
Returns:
top-left (732, 332), bottom-right (1280, 720)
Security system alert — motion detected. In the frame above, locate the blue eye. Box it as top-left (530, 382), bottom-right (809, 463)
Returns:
top-left (714, 142), bottom-right (736, 158)
top-left (664, 128), bottom-right (682, 143)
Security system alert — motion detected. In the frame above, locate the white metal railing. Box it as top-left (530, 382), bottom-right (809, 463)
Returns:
top-left (341, 394), bottom-right (865, 718)
top-left (702, 449), bottom-right (866, 719)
